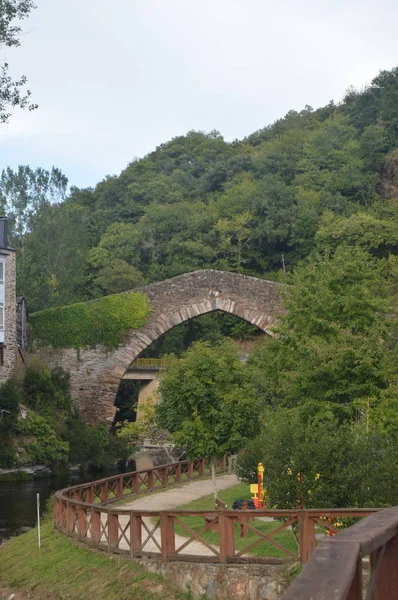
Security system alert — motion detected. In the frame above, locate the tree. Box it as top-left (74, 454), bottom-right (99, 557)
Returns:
top-left (248, 245), bottom-right (396, 412)
top-left (117, 400), bottom-right (171, 447)
top-left (157, 340), bottom-right (260, 501)
top-left (236, 407), bottom-right (398, 509)
top-left (0, 1), bottom-right (38, 123)
top-left (315, 210), bottom-right (398, 257)
top-left (215, 211), bottom-right (254, 271)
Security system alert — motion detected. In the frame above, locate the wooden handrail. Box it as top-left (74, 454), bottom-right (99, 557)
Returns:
top-left (283, 506), bottom-right (398, 599)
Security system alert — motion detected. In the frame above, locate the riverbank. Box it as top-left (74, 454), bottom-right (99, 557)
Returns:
top-left (0, 465), bottom-right (55, 482)
top-left (0, 460), bottom-right (126, 482)
top-left (0, 522), bottom-right (192, 600)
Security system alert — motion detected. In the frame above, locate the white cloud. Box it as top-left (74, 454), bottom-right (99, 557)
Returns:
top-left (1, 0), bottom-right (398, 186)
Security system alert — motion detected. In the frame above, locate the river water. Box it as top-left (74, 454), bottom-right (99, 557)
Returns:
top-left (0, 471), bottom-right (117, 543)
top-left (0, 451), bottom-right (169, 543)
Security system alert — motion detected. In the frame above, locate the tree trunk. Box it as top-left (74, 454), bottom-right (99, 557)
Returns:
top-left (210, 456), bottom-right (218, 503)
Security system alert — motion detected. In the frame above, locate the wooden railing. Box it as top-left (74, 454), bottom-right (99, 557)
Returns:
top-left (54, 458), bottom-right (381, 567)
top-left (282, 506), bottom-right (398, 600)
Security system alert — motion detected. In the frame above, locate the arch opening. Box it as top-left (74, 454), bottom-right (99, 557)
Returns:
top-left (112, 310), bottom-right (266, 426)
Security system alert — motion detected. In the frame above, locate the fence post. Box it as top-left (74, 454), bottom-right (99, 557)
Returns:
top-left (86, 485), bottom-right (94, 504)
top-left (298, 511), bottom-right (315, 563)
top-left (372, 531), bottom-right (398, 600)
top-left (78, 507), bottom-right (87, 537)
top-left (219, 513), bottom-right (235, 563)
top-left (131, 514), bottom-right (142, 557)
top-left (108, 512), bottom-right (118, 551)
top-left (188, 462), bottom-right (194, 479)
top-left (116, 476), bottom-right (123, 499)
top-left (176, 463), bottom-right (182, 482)
top-left (100, 481), bottom-right (108, 503)
top-left (161, 467), bottom-right (168, 486)
top-left (54, 496), bottom-right (59, 527)
top-left (199, 458), bottom-right (205, 476)
top-left (160, 512), bottom-right (175, 561)
top-left (67, 502), bottom-right (75, 534)
top-left (132, 473), bottom-right (139, 494)
top-left (148, 470), bottom-right (154, 491)
top-left (59, 501), bottom-right (66, 530)
top-left (91, 509), bottom-right (101, 543)
top-left (346, 555), bottom-right (363, 600)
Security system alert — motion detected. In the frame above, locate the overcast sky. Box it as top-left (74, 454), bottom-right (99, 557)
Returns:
top-left (0, 0), bottom-right (397, 189)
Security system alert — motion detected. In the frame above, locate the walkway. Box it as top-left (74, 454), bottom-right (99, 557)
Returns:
top-left (109, 474), bottom-right (240, 556)
top-left (122, 473), bottom-right (239, 511)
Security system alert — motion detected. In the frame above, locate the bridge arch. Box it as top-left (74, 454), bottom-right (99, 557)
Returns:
top-left (43, 270), bottom-right (285, 424)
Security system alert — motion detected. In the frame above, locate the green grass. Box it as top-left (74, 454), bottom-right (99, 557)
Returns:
top-left (173, 483), bottom-right (299, 559)
top-left (0, 522), bottom-right (191, 600)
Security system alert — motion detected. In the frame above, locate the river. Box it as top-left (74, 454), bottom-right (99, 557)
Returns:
top-left (0, 469), bottom-right (126, 543)
top-left (0, 450), bottom-right (171, 543)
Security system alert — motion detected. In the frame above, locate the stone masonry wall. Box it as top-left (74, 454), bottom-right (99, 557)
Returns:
top-left (0, 250), bottom-right (17, 382)
top-left (34, 270), bottom-right (285, 425)
top-left (139, 559), bottom-right (289, 600)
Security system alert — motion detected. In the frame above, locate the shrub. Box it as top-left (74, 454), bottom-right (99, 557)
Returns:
top-left (22, 365), bottom-right (72, 420)
top-left (62, 414), bottom-right (130, 467)
top-left (236, 406), bottom-right (397, 509)
top-left (0, 441), bottom-right (17, 468)
top-left (18, 413), bottom-right (69, 464)
top-left (0, 379), bottom-right (23, 431)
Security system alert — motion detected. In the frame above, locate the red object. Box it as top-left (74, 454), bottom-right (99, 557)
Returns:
top-left (257, 473), bottom-right (263, 509)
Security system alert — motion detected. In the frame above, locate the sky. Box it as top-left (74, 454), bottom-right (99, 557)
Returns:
top-left (1, 0), bottom-right (398, 189)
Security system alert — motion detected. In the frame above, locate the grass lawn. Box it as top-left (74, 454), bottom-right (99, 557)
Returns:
top-left (172, 483), bottom-right (299, 559)
top-left (0, 522), bottom-right (191, 600)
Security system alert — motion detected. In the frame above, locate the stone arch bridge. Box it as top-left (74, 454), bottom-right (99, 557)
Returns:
top-left (40, 270), bottom-right (285, 424)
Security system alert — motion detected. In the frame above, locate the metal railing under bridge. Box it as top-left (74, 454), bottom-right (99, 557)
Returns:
top-left (128, 358), bottom-right (170, 369)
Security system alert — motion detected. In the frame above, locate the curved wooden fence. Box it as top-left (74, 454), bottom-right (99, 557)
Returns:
top-left (54, 458), bottom-right (382, 567)
top-left (282, 505), bottom-right (398, 600)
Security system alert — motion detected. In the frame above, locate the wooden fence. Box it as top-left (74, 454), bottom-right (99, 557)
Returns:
top-left (283, 505), bottom-right (398, 600)
top-left (54, 458), bottom-right (382, 568)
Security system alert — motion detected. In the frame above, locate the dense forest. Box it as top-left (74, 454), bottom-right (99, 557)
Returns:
top-left (2, 66), bottom-right (398, 315)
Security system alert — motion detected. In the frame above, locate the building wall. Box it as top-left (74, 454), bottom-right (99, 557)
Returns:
top-left (0, 250), bottom-right (17, 382)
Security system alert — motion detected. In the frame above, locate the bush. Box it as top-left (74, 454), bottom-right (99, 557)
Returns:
top-left (23, 365), bottom-right (71, 419)
top-left (0, 379), bottom-right (23, 432)
top-left (18, 413), bottom-right (69, 464)
top-left (62, 414), bottom-right (130, 467)
top-left (237, 406), bottom-right (398, 509)
top-left (0, 441), bottom-right (17, 468)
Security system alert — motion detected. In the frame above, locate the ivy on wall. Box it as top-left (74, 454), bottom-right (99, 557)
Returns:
top-left (29, 292), bottom-right (151, 350)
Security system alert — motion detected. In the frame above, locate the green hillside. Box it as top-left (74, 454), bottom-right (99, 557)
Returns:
top-left (3, 67), bottom-right (398, 313)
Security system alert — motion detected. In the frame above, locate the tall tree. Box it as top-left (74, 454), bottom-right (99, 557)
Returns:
top-left (157, 340), bottom-right (260, 500)
top-left (248, 245), bottom-right (396, 413)
top-left (0, 0), bottom-right (37, 123)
